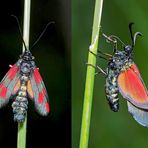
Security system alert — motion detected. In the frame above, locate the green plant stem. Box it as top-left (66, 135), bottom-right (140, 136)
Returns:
top-left (17, 117), bottom-right (27, 148)
top-left (17, 0), bottom-right (31, 148)
top-left (79, 0), bottom-right (103, 148)
top-left (22, 0), bottom-right (31, 53)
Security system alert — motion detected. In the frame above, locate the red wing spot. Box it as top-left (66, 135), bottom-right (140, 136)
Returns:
top-left (6, 65), bottom-right (14, 76)
top-left (7, 64), bottom-right (17, 80)
top-left (0, 83), bottom-right (4, 89)
top-left (0, 87), bottom-right (7, 98)
top-left (34, 68), bottom-right (42, 84)
top-left (38, 92), bottom-right (44, 104)
top-left (9, 70), bottom-right (17, 80)
top-left (45, 102), bottom-right (50, 113)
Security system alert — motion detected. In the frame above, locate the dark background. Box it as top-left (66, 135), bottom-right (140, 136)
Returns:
top-left (73, 0), bottom-right (148, 148)
top-left (0, 0), bottom-right (70, 148)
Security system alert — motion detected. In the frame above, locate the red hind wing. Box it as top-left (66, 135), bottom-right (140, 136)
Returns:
top-left (117, 63), bottom-right (148, 109)
top-left (0, 64), bottom-right (20, 108)
top-left (27, 68), bottom-right (50, 116)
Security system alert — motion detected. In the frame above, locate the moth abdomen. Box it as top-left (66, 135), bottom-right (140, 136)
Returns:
top-left (105, 68), bottom-right (120, 112)
top-left (12, 74), bottom-right (29, 122)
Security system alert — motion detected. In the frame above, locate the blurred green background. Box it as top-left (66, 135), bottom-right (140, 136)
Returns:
top-left (72, 0), bottom-right (148, 148)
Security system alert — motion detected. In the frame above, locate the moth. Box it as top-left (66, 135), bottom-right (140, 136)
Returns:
top-left (0, 20), bottom-right (52, 123)
top-left (90, 23), bottom-right (148, 127)
top-left (0, 48), bottom-right (50, 122)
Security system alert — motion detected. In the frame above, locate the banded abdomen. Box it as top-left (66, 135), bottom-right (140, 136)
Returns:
top-left (105, 68), bottom-right (119, 112)
top-left (12, 75), bottom-right (28, 122)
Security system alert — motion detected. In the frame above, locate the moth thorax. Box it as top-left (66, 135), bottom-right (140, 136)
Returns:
top-left (21, 63), bottom-right (31, 74)
top-left (121, 62), bottom-right (133, 71)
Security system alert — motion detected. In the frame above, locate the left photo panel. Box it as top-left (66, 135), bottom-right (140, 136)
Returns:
top-left (0, 0), bottom-right (71, 148)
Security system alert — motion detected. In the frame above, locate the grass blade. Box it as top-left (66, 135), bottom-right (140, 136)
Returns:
top-left (17, 117), bottom-right (27, 148)
top-left (17, 0), bottom-right (31, 147)
top-left (79, 0), bottom-right (104, 147)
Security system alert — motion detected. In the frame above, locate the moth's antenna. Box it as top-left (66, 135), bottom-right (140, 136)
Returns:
top-left (11, 15), bottom-right (28, 52)
top-left (129, 22), bottom-right (135, 48)
top-left (129, 22), bottom-right (142, 48)
top-left (133, 32), bottom-right (142, 46)
top-left (30, 21), bottom-right (55, 50)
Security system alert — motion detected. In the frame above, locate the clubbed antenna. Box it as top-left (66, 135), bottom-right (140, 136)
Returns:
top-left (129, 22), bottom-right (142, 47)
top-left (133, 32), bottom-right (142, 46)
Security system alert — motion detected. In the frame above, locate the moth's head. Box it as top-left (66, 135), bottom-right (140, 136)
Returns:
top-left (21, 50), bottom-right (35, 61)
top-left (124, 45), bottom-right (133, 55)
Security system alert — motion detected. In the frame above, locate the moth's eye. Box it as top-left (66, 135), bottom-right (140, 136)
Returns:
top-left (124, 45), bottom-right (132, 53)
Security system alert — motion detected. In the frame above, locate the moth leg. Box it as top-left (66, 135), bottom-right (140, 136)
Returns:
top-left (102, 33), bottom-right (117, 44)
top-left (102, 33), bottom-right (118, 53)
top-left (98, 50), bottom-right (112, 57)
top-left (89, 50), bottom-right (109, 61)
top-left (86, 63), bottom-right (107, 76)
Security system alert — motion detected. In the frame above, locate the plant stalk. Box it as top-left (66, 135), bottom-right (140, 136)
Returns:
top-left (17, 0), bottom-right (31, 148)
top-left (79, 0), bottom-right (103, 147)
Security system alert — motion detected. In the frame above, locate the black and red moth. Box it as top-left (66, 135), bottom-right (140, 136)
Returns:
top-left (0, 48), bottom-right (50, 122)
top-left (93, 23), bottom-right (148, 127)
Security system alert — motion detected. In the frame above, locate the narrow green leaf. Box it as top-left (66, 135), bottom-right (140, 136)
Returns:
top-left (17, 0), bottom-right (31, 147)
top-left (79, 0), bottom-right (104, 148)
top-left (17, 117), bottom-right (27, 148)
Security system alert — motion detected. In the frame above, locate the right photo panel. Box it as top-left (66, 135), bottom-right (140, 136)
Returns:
top-left (72, 0), bottom-right (148, 148)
